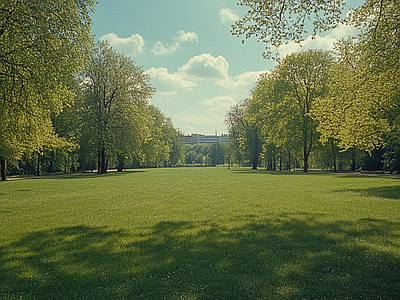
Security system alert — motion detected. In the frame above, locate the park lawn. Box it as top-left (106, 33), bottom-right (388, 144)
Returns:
top-left (0, 167), bottom-right (399, 299)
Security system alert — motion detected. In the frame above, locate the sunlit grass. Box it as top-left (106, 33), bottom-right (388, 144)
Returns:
top-left (1, 167), bottom-right (400, 299)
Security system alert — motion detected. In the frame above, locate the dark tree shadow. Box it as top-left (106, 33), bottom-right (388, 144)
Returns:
top-left (231, 169), bottom-right (341, 177)
top-left (341, 185), bottom-right (400, 200)
top-left (1, 216), bottom-right (399, 299)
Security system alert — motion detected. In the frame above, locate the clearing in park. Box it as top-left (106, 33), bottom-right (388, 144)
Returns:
top-left (1, 167), bottom-right (399, 299)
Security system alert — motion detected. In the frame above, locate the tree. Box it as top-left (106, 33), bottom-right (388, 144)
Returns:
top-left (225, 99), bottom-right (262, 170)
top-left (0, 0), bottom-right (95, 180)
top-left (79, 41), bottom-right (153, 174)
top-left (142, 105), bottom-right (177, 168)
top-left (251, 71), bottom-right (300, 171)
top-left (168, 130), bottom-right (185, 167)
top-left (251, 50), bottom-right (332, 172)
top-left (310, 39), bottom-right (397, 153)
top-left (209, 142), bottom-right (225, 166)
top-left (232, 0), bottom-right (400, 172)
top-left (185, 150), bottom-right (197, 165)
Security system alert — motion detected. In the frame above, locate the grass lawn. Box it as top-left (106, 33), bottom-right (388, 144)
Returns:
top-left (1, 167), bottom-right (400, 299)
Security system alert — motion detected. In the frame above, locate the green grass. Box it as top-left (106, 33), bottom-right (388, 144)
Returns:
top-left (1, 167), bottom-right (400, 299)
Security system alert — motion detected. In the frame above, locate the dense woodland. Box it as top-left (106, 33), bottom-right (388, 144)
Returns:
top-left (1, 0), bottom-right (399, 180)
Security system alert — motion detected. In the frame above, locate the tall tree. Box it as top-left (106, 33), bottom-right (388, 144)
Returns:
top-left (142, 105), bottom-right (175, 168)
top-left (79, 41), bottom-right (153, 174)
top-left (251, 71), bottom-right (300, 171)
top-left (0, 0), bottom-right (95, 180)
top-left (274, 49), bottom-right (332, 172)
top-left (167, 128), bottom-right (185, 167)
top-left (225, 99), bottom-right (262, 170)
top-left (209, 142), bottom-right (225, 166)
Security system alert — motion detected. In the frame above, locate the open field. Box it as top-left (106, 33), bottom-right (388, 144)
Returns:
top-left (1, 167), bottom-right (400, 299)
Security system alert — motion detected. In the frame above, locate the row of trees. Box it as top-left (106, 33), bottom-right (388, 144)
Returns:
top-left (73, 41), bottom-right (184, 174)
top-left (226, 0), bottom-right (399, 172)
top-left (0, 1), bottom-right (184, 180)
top-left (184, 143), bottom-right (226, 166)
top-left (7, 41), bottom-right (186, 177)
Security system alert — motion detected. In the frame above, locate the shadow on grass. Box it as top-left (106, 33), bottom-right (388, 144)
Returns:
top-left (1, 216), bottom-right (399, 299)
top-left (22, 169), bottom-right (148, 181)
top-left (337, 185), bottom-right (400, 200)
top-left (231, 169), bottom-right (333, 176)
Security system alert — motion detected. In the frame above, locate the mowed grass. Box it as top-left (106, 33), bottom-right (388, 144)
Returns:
top-left (1, 168), bottom-right (400, 299)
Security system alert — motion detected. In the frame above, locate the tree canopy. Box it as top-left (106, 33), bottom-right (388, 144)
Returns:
top-left (1, 3), bottom-right (185, 179)
top-left (232, 0), bottom-right (346, 58)
top-left (228, 0), bottom-right (400, 173)
top-left (78, 41), bottom-right (154, 174)
top-left (0, 0), bottom-right (95, 180)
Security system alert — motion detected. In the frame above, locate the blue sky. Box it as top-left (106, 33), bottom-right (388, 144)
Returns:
top-left (91, 0), bottom-right (360, 135)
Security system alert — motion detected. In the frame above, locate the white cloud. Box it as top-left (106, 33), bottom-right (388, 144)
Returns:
top-left (217, 70), bottom-right (266, 90)
top-left (175, 30), bottom-right (199, 42)
top-left (277, 23), bottom-right (357, 57)
top-left (204, 95), bottom-right (237, 114)
top-left (145, 67), bottom-right (197, 94)
top-left (152, 30), bottom-right (198, 55)
top-left (147, 53), bottom-right (266, 96)
top-left (172, 111), bottom-right (226, 134)
top-left (220, 8), bottom-right (239, 23)
top-left (179, 53), bottom-right (229, 80)
top-left (99, 33), bottom-right (145, 56)
top-left (152, 41), bottom-right (180, 56)
top-left (330, 22), bottom-right (358, 38)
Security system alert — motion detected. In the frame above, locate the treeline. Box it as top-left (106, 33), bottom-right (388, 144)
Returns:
top-left (226, 0), bottom-right (400, 173)
top-left (0, 1), bottom-right (184, 180)
top-left (184, 143), bottom-right (225, 166)
top-left (225, 47), bottom-right (399, 172)
top-left (5, 41), bottom-right (186, 177)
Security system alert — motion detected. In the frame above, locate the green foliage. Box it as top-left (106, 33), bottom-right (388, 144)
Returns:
top-left (311, 62), bottom-right (394, 151)
top-left (78, 41), bottom-right (154, 173)
top-left (184, 144), bottom-right (210, 166)
top-left (184, 149), bottom-right (198, 165)
top-left (350, 0), bottom-right (400, 71)
top-left (209, 142), bottom-right (225, 166)
top-left (142, 105), bottom-right (183, 167)
top-left (1, 168), bottom-right (400, 299)
top-left (225, 99), bottom-right (262, 169)
top-left (168, 131), bottom-right (185, 166)
top-left (236, 49), bottom-right (333, 172)
top-left (0, 0), bottom-right (95, 179)
top-left (232, 0), bottom-right (346, 58)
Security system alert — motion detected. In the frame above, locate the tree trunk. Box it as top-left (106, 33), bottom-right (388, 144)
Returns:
top-left (252, 158), bottom-right (258, 170)
top-left (330, 139), bottom-right (337, 173)
top-left (37, 152), bottom-right (41, 176)
top-left (97, 147), bottom-right (101, 174)
top-left (117, 155), bottom-right (124, 172)
top-left (1, 157), bottom-right (6, 181)
top-left (48, 151), bottom-right (54, 174)
top-left (303, 151), bottom-right (309, 173)
top-left (351, 148), bottom-right (356, 171)
top-left (100, 146), bottom-right (107, 174)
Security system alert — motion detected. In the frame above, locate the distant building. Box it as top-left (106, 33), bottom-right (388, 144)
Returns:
top-left (183, 134), bottom-right (229, 145)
